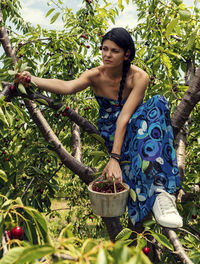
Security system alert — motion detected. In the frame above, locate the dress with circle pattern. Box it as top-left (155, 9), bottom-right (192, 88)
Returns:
top-left (95, 94), bottom-right (181, 226)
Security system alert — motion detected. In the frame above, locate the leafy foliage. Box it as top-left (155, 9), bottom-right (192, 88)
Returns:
top-left (0, 0), bottom-right (200, 263)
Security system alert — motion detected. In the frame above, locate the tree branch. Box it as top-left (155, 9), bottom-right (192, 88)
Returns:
top-left (165, 228), bottom-right (194, 264)
top-left (172, 64), bottom-right (200, 138)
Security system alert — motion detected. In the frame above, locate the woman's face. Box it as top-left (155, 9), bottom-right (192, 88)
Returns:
top-left (102, 40), bottom-right (126, 68)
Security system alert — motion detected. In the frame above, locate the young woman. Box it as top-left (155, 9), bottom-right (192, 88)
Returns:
top-left (15, 27), bottom-right (182, 228)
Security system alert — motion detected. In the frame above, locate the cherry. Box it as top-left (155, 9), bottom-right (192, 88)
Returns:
top-left (62, 112), bottom-right (67, 117)
top-left (25, 76), bottom-right (31, 83)
top-left (19, 54), bottom-right (23, 58)
top-left (2, 151), bottom-right (7, 155)
top-left (85, 45), bottom-right (90, 49)
top-left (11, 226), bottom-right (23, 239)
top-left (22, 176), bottom-right (27, 181)
top-left (143, 246), bottom-right (150, 255)
top-left (81, 34), bottom-right (88, 39)
top-left (192, 214), bottom-right (197, 219)
top-left (10, 85), bottom-right (15, 91)
top-left (37, 188), bottom-right (44, 194)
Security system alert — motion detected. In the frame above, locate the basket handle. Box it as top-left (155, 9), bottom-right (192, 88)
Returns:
top-left (114, 181), bottom-right (117, 195)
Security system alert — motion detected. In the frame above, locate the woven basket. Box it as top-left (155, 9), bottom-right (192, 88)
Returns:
top-left (88, 178), bottom-right (130, 217)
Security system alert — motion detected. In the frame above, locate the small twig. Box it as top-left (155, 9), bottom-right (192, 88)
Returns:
top-left (179, 227), bottom-right (200, 242)
top-left (52, 253), bottom-right (78, 261)
top-left (21, 178), bottom-right (35, 199)
top-left (51, 207), bottom-right (71, 211)
top-left (186, 224), bottom-right (200, 237)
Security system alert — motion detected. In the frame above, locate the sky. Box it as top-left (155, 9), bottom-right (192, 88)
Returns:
top-left (19, 0), bottom-right (197, 30)
top-left (0, 0), bottom-right (197, 60)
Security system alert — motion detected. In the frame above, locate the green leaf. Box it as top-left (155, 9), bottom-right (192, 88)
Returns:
top-left (143, 219), bottom-right (156, 227)
top-left (50, 12), bottom-right (60, 24)
top-left (35, 98), bottom-right (49, 106)
top-left (46, 8), bottom-right (55, 17)
top-left (186, 29), bottom-right (198, 51)
top-left (90, 133), bottom-right (106, 145)
top-left (17, 83), bottom-right (27, 95)
top-left (179, 10), bottom-right (191, 21)
top-left (150, 231), bottom-right (174, 251)
top-left (115, 228), bottom-right (132, 241)
top-left (0, 81), bottom-right (3, 91)
top-left (0, 108), bottom-right (9, 126)
top-left (161, 53), bottom-right (172, 77)
top-left (96, 248), bottom-right (108, 264)
top-left (174, 0), bottom-right (182, 5)
top-left (118, 0), bottom-right (124, 10)
top-left (166, 17), bottom-right (179, 38)
top-left (130, 188), bottom-right (137, 202)
top-left (89, 151), bottom-right (107, 157)
top-left (0, 245), bottom-right (55, 264)
top-left (142, 160), bottom-right (149, 172)
top-left (7, 70), bottom-right (16, 76)
top-left (0, 170), bottom-right (7, 182)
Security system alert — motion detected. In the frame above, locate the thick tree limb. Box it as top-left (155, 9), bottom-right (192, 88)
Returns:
top-left (0, 82), bottom-right (100, 136)
top-left (24, 99), bottom-right (95, 185)
top-left (172, 64), bottom-right (200, 138)
top-left (0, 11), bottom-right (17, 65)
top-left (165, 228), bottom-right (194, 264)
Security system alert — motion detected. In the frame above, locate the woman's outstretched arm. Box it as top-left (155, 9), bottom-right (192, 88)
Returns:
top-left (15, 70), bottom-right (93, 95)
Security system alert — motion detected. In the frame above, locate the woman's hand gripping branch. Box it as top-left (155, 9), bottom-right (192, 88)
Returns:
top-left (14, 71), bottom-right (32, 87)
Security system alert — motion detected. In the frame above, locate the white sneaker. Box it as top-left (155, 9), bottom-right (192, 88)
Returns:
top-left (152, 189), bottom-right (183, 228)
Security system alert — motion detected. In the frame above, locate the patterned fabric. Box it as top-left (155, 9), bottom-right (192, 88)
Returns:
top-left (95, 94), bottom-right (181, 226)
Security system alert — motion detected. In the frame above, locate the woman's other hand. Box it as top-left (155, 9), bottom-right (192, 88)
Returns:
top-left (102, 159), bottom-right (122, 184)
top-left (14, 71), bottom-right (32, 87)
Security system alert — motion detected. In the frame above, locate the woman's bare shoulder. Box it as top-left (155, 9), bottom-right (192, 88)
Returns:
top-left (130, 65), bottom-right (149, 79)
top-left (81, 66), bottom-right (103, 80)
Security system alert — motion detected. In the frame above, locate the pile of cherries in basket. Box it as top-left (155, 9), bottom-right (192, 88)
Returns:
top-left (92, 181), bottom-right (126, 193)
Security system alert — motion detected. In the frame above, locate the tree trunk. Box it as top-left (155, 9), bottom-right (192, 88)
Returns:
top-left (172, 64), bottom-right (200, 138)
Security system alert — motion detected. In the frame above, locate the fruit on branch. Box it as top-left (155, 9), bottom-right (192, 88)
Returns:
top-left (192, 214), bottom-right (197, 219)
top-left (62, 112), bottom-right (67, 117)
top-left (10, 85), bottom-right (15, 91)
top-left (37, 188), bottom-right (44, 194)
top-left (25, 76), bottom-right (31, 83)
top-left (143, 246), bottom-right (150, 255)
top-left (11, 226), bottom-right (23, 239)
top-left (85, 45), bottom-right (90, 49)
top-left (81, 34), bottom-right (88, 39)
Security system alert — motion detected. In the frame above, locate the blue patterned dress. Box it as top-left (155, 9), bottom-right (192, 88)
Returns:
top-left (95, 94), bottom-right (181, 226)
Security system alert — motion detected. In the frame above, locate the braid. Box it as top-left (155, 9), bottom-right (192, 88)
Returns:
top-left (118, 61), bottom-right (131, 107)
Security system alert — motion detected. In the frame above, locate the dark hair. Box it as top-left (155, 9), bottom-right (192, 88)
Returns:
top-left (102, 27), bottom-right (135, 106)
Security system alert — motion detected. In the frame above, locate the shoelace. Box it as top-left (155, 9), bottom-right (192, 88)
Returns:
top-left (156, 189), bottom-right (178, 215)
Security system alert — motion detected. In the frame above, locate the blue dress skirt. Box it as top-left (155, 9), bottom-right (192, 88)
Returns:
top-left (95, 94), bottom-right (181, 226)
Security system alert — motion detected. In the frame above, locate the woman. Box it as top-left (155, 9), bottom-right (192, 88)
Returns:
top-left (15, 27), bottom-right (182, 228)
